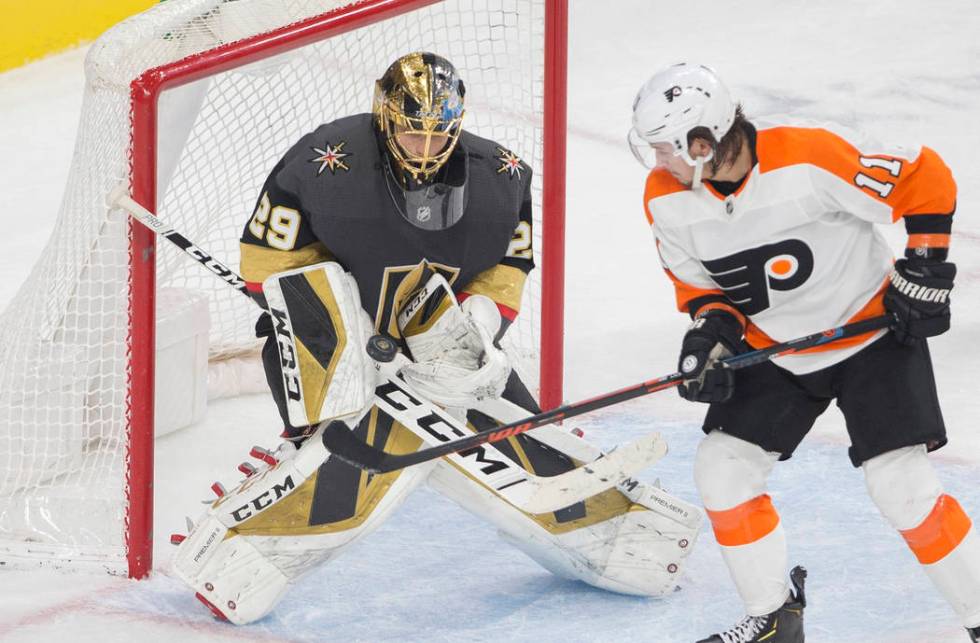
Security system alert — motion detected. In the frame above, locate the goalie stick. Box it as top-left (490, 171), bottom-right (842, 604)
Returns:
top-left (114, 188), bottom-right (666, 513)
top-left (474, 397), bottom-right (705, 524)
top-left (339, 372), bottom-right (667, 514)
top-left (320, 313), bottom-right (896, 473)
top-left (110, 186), bottom-right (250, 296)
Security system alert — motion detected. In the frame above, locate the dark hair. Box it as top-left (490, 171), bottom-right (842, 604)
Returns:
top-left (687, 104), bottom-right (750, 172)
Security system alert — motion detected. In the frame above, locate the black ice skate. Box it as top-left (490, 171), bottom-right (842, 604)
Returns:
top-left (697, 566), bottom-right (807, 643)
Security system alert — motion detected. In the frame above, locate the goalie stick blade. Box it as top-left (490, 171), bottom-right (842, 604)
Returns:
top-left (322, 420), bottom-right (667, 512)
top-left (517, 432), bottom-right (668, 514)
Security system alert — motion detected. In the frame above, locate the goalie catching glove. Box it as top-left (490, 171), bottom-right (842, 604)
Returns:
top-left (397, 273), bottom-right (511, 407)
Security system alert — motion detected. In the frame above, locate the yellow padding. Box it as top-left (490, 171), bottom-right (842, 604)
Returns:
top-left (0, 0), bottom-right (156, 72)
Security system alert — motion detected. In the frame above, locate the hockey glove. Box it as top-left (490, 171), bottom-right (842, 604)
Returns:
top-left (398, 280), bottom-right (511, 408)
top-left (677, 310), bottom-right (743, 404)
top-left (884, 258), bottom-right (956, 346)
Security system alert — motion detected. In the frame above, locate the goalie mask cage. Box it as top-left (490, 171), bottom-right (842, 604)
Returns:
top-left (0, 0), bottom-right (566, 578)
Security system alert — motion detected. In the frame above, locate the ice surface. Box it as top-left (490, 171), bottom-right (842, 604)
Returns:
top-left (2, 1), bottom-right (980, 641)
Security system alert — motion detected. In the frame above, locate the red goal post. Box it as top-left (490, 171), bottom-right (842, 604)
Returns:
top-left (124, 0), bottom-right (567, 577)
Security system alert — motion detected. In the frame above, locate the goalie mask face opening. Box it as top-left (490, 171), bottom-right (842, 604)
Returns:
top-left (374, 52), bottom-right (466, 186)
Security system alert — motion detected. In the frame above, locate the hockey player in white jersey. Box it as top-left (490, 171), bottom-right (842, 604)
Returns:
top-left (629, 62), bottom-right (980, 642)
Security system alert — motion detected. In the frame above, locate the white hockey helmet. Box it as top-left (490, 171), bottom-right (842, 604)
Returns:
top-left (628, 63), bottom-right (736, 170)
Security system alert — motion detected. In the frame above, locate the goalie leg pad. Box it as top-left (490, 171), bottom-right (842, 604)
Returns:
top-left (262, 261), bottom-right (376, 427)
top-left (172, 516), bottom-right (290, 625)
top-left (172, 418), bottom-right (433, 624)
top-left (427, 447), bottom-right (702, 596)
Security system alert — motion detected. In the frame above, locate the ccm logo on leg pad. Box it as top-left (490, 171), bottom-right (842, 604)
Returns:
top-left (229, 475), bottom-right (297, 523)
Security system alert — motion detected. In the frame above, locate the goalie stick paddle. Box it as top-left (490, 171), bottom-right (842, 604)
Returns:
top-left (322, 313), bottom-right (896, 473)
top-left (321, 417), bottom-right (668, 515)
top-left (113, 188), bottom-right (667, 513)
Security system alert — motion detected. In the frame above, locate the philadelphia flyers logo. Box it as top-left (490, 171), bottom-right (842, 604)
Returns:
top-left (701, 239), bottom-right (814, 315)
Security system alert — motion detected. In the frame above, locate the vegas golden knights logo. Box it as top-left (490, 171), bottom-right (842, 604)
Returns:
top-left (701, 239), bottom-right (814, 315)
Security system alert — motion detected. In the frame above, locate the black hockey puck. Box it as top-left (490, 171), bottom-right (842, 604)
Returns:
top-left (366, 334), bottom-right (398, 363)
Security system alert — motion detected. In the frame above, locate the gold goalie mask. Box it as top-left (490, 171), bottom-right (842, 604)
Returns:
top-left (374, 51), bottom-right (469, 230)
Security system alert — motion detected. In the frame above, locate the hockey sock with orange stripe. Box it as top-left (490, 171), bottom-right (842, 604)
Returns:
top-left (706, 493), bottom-right (791, 616)
top-left (695, 431), bottom-right (789, 616)
top-left (903, 495), bottom-right (980, 627)
top-left (864, 446), bottom-right (980, 627)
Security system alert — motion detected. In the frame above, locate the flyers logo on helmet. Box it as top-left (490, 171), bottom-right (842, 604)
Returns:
top-left (701, 239), bottom-right (814, 315)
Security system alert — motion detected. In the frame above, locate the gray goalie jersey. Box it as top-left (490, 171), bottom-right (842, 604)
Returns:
top-left (239, 113), bottom-right (535, 336)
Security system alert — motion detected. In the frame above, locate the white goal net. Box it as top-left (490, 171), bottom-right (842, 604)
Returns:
top-left (0, 0), bottom-right (563, 576)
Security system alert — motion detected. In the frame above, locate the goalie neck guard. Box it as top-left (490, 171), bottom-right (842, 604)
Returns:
top-left (381, 141), bottom-right (470, 231)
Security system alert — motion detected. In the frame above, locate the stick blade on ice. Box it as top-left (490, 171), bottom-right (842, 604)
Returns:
top-left (519, 432), bottom-right (668, 514)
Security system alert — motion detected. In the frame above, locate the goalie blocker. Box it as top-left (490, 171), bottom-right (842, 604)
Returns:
top-left (172, 261), bottom-right (702, 624)
top-left (259, 260), bottom-right (377, 428)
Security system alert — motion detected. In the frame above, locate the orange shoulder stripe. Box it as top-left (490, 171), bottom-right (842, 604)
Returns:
top-left (757, 127), bottom-right (955, 221)
top-left (643, 168), bottom-right (687, 225)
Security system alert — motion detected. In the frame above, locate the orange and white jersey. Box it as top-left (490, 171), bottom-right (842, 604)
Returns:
top-left (645, 116), bottom-right (956, 374)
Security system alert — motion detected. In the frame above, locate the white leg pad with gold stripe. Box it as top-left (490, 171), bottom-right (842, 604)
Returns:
top-left (171, 420), bottom-right (433, 625)
top-left (170, 517), bottom-right (289, 625)
top-left (427, 455), bottom-right (702, 596)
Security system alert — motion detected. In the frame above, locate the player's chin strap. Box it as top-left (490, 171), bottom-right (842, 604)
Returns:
top-left (691, 156), bottom-right (705, 189)
top-left (688, 147), bottom-right (714, 189)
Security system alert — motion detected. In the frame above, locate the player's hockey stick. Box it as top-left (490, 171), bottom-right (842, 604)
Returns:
top-left (321, 313), bottom-right (896, 474)
top-left (113, 188), bottom-right (667, 513)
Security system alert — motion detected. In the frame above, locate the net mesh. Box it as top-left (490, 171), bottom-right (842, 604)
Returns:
top-left (0, 0), bottom-right (548, 573)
